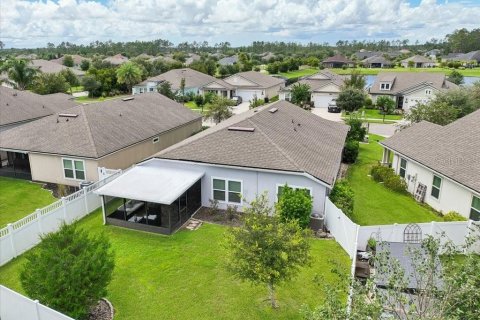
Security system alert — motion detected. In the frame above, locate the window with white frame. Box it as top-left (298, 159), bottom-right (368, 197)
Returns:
top-left (380, 83), bottom-right (391, 90)
top-left (62, 158), bottom-right (85, 180)
top-left (425, 89), bottom-right (432, 95)
top-left (431, 175), bottom-right (442, 199)
top-left (470, 196), bottom-right (480, 221)
top-left (212, 178), bottom-right (242, 204)
top-left (399, 158), bottom-right (407, 178)
top-left (277, 184), bottom-right (311, 200)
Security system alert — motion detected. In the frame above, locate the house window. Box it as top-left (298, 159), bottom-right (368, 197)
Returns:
top-left (399, 158), bottom-right (407, 178)
top-left (149, 87), bottom-right (154, 92)
top-left (380, 83), bottom-right (391, 90)
top-left (470, 196), bottom-right (480, 221)
top-left (152, 137), bottom-right (160, 144)
top-left (62, 158), bottom-right (85, 180)
top-left (277, 185), bottom-right (311, 200)
top-left (381, 83), bottom-right (385, 90)
top-left (431, 175), bottom-right (442, 199)
top-left (425, 89), bottom-right (432, 95)
top-left (212, 178), bottom-right (242, 204)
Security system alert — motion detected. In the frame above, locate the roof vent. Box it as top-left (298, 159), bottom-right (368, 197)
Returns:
top-left (269, 108), bottom-right (278, 113)
top-left (122, 97), bottom-right (134, 101)
top-left (228, 127), bottom-right (255, 132)
top-left (58, 113), bottom-right (78, 118)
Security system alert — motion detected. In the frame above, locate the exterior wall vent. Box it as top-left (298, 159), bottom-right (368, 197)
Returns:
top-left (227, 127), bottom-right (255, 132)
top-left (122, 97), bottom-right (134, 101)
top-left (58, 113), bottom-right (78, 118)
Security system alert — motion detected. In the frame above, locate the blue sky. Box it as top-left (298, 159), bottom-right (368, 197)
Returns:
top-left (2, 0), bottom-right (480, 48)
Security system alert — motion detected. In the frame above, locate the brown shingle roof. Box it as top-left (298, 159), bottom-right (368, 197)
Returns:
top-left (156, 100), bottom-right (348, 186)
top-left (381, 110), bottom-right (480, 193)
top-left (322, 54), bottom-right (354, 64)
top-left (103, 54), bottom-right (129, 65)
top-left (224, 71), bottom-right (285, 89)
top-left (282, 70), bottom-right (347, 92)
top-left (401, 55), bottom-right (435, 63)
top-left (137, 68), bottom-right (218, 91)
top-left (50, 55), bottom-right (90, 66)
top-left (31, 59), bottom-right (85, 76)
top-left (369, 72), bottom-right (458, 95)
top-left (0, 93), bottom-right (202, 158)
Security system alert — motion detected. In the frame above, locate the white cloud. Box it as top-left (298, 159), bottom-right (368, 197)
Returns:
top-left (1, 0), bottom-right (479, 48)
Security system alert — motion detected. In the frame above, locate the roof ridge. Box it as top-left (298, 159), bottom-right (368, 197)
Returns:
top-left (78, 106), bottom-right (100, 158)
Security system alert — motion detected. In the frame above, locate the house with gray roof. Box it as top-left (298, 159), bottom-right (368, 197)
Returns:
top-left (369, 72), bottom-right (458, 111)
top-left (31, 59), bottom-right (85, 77)
top-left (0, 93), bottom-right (202, 185)
top-left (222, 71), bottom-right (285, 101)
top-left (353, 50), bottom-right (384, 60)
top-left (322, 55), bottom-right (354, 68)
top-left (361, 55), bottom-right (393, 68)
top-left (279, 69), bottom-right (348, 108)
top-left (94, 100), bottom-right (348, 234)
top-left (400, 55), bottom-right (436, 68)
top-left (103, 54), bottom-right (129, 65)
top-left (218, 55), bottom-right (238, 66)
top-left (380, 109), bottom-right (480, 220)
top-left (50, 55), bottom-right (90, 69)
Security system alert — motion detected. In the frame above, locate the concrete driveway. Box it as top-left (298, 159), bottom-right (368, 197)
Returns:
top-left (368, 123), bottom-right (397, 138)
top-left (232, 101), bottom-right (250, 115)
top-left (311, 108), bottom-right (342, 122)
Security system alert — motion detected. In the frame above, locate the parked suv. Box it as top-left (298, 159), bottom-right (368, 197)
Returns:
top-left (231, 96), bottom-right (243, 106)
top-left (327, 100), bottom-right (341, 113)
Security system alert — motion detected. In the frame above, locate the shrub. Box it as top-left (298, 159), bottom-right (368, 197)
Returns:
top-left (443, 211), bottom-right (467, 222)
top-left (365, 97), bottom-right (373, 109)
top-left (329, 180), bottom-right (354, 217)
top-left (384, 175), bottom-right (408, 193)
top-left (370, 165), bottom-right (394, 182)
top-left (225, 205), bottom-right (239, 221)
top-left (276, 184), bottom-right (313, 229)
top-left (342, 139), bottom-right (359, 164)
top-left (346, 118), bottom-right (367, 142)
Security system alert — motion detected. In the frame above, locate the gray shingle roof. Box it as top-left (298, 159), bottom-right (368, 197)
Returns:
top-left (224, 71), bottom-right (285, 89)
top-left (281, 70), bottom-right (347, 92)
top-left (0, 87), bottom-right (77, 126)
top-left (361, 55), bottom-right (393, 65)
top-left (218, 55), bottom-right (238, 66)
top-left (137, 68), bottom-right (217, 91)
top-left (381, 110), bottom-right (480, 193)
top-left (103, 54), bottom-right (129, 65)
top-left (401, 55), bottom-right (435, 63)
top-left (369, 72), bottom-right (458, 95)
top-left (322, 55), bottom-right (354, 64)
top-left (0, 93), bottom-right (202, 158)
top-left (31, 59), bottom-right (85, 76)
top-left (50, 55), bottom-right (90, 66)
top-left (156, 100), bottom-right (349, 186)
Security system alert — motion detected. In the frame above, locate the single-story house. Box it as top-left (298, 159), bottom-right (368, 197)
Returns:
top-left (455, 50), bottom-right (480, 66)
top-left (222, 71), bottom-right (285, 101)
top-left (31, 59), bottom-right (85, 77)
top-left (0, 93), bottom-right (202, 185)
top-left (353, 50), bottom-right (383, 60)
top-left (322, 55), bottom-right (355, 68)
top-left (218, 55), bottom-right (238, 66)
top-left (380, 109), bottom-right (480, 220)
top-left (185, 53), bottom-right (201, 66)
top-left (103, 54), bottom-right (129, 65)
top-left (361, 55), bottom-right (393, 68)
top-left (369, 72), bottom-right (458, 111)
top-left (400, 55), bottom-right (436, 68)
top-left (50, 55), bottom-right (90, 69)
top-left (95, 100), bottom-right (348, 234)
top-left (441, 53), bottom-right (463, 62)
top-left (424, 49), bottom-right (442, 60)
top-left (279, 69), bottom-right (348, 108)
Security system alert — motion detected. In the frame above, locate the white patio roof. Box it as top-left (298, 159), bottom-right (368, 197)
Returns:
top-left (95, 166), bottom-right (204, 205)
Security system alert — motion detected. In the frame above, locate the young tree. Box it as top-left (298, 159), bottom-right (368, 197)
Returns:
top-left (194, 94), bottom-right (205, 112)
top-left (82, 75), bottom-right (101, 98)
top-left (179, 77), bottom-right (186, 96)
top-left (62, 55), bottom-right (74, 67)
top-left (447, 70), bottom-right (464, 85)
top-left (276, 184), bottom-right (313, 228)
top-left (0, 59), bottom-right (38, 90)
top-left (158, 81), bottom-right (175, 100)
top-left (290, 83), bottom-right (311, 107)
top-left (224, 193), bottom-right (311, 308)
top-left (343, 70), bottom-right (366, 90)
top-left (80, 59), bottom-right (90, 71)
top-left (336, 88), bottom-right (365, 112)
top-left (116, 62), bottom-right (143, 93)
top-left (407, 60), bottom-right (415, 68)
top-left (376, 95), bottom-right (396, 121)
top-left (31, 72), bottom-right (68, 95)
top-left (203, 95), bottom-right (234, 124)
top-left (406, 101), bottom-right (459, 125)
top-left (60, 69), bottom-right (79, 93)
top-left (20, 223), bottom-right (114, 319)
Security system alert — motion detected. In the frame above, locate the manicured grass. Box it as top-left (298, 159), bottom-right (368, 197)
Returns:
top-left (69, 86), bottom-right (85, 93)
top-left (0, 177), bottom-right (56, 228)
top-left (342, 108), bottom-right (403, 121)
top-left (184, 101), bottom-right (205, 113)
top-left (333, 67), bottom-right (480, 77)
top-left (74, 95), bottom-right (128, 103)
top-left (277, 68), bottom-right (318, 79)
top-left (346, 134), bottom-right (443, 226)
top-left (0, 209), bottom-right (350, 320)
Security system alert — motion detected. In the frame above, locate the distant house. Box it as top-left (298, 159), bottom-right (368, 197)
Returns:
top-left (361, 55), bottom-right (393, 68)
top-left (424, 49), bottom-right (442, 60)
top-left (353, 50), bottom-right (383, 60)
top-left (95, 101), bottom-right (348, 234)
top-left (401, 55), bottom-right (436, 68)
top-left (50, 55), bottom-right (90, 69)
top-left (0, 93), bottom-right (202, 185)
top-left (322, 55), bottom-right (354, 68)
top-left (279, 69), bottom-right (348, 108)
top-left (103, 54), bottom-right (129, 65)
top-left (261, 52), bottom-right (276, 62)
top-left (380, 109), bottom-right (480, 220)
top-left (185, 53), bottom-right (201, 66)
top-left (218, 55), bottom-right (238, 66)
top-left (455, 50), bottom-right (480, 66)
top-left (441, 53), bottom-right (463, 62)
top-left (369, 72), bottom-right (458, 111)
top-left (222, 71), bottom-right (285, 101)
top-left (31, 59), bottom-right (85, 77)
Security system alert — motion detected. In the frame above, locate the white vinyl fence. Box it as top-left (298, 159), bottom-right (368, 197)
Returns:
top-left (0, 285), bottom-right (74, 320)
top-left (0, 171), bottom-right (121, 267)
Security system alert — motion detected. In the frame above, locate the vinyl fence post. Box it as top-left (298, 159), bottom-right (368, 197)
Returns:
top-left (62, 197), bottom-right (68, 222)
top-left (34, 299), bottom-right (41, 320)
top-left (430, 221), bottom-right (435, 236)
top-left (7, 224), bottom-right (17, 258)
top-left (83, 188), bottom-right (89, 214)
top-left (36, 209), bottom-right (43, 235)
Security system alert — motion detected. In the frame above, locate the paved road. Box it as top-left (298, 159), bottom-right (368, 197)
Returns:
top-left (311, 108), bottom-right (342, 122)
top-left (367, 123), bottom-right (397, 138)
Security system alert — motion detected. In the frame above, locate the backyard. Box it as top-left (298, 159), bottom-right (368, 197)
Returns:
top-left (0, 177), bottom-right (56, 228)
top-left (0, 208), bottom-right (350, 320)
top-left (346, 134), bottom-right (443, 225)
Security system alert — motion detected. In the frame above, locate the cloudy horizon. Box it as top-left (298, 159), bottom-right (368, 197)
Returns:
top-left (1, 0), bottom-right (479, 49)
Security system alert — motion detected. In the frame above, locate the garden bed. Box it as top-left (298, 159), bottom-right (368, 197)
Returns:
top-left (88, 298), bottom-right (114, 320)
top-left (193, 206), bottom-right (243, 227)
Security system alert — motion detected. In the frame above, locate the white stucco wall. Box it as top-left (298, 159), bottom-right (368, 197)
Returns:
top-left (402, 87), bottom-right (438, 111)
top-left (143, 159), bottom-right (328, 214)
top-left (392, 152), bottom-right (477, 218)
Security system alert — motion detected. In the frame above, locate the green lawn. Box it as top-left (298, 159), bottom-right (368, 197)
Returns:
top-left (333, 67), bottom-right (480, 77)
top-left (74, 95), bottom-right (128, 103)
top-left (0, 209), bottom-right (350, 320)
top-left (277, 68), bottom-right (318, 79)
top-left (0, 177), bottom-right (56, 229)
top-left (69, 86), bottom-right (85, 93)
top-left (342, 108), bottom-right (403, 121)
top-left (346, 134), bottom-right (443, 225)
top-left (184, 101), bottom-right (205, 113)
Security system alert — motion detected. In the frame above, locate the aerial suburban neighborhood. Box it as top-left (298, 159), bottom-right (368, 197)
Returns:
top-left (0, 1), bottom-right (480, 320)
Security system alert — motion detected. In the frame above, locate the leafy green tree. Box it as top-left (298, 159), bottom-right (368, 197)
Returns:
top-left (447, 70), bottom-right (464, 85)
top-left (62, 55), bottom-right (74, 67)
top-left (336, 88), bottom-right (365, 112)
top-left (290, 83), bottom-right (311, 107)
top-left (406, 101), bottom-right (459, 125)
top-left (276, 184), bottom-right (313, 228)
top-left (116, 62), bottom-right (142, 93)
top-left (31, 72), bottom-right (68, 95)
top-left (158, 81), bottom-right (175, 100)
top-left (82, 75), bottom-right (101, 97)
top-left (20, 223), bottom-right (114, 320)
top-left (342, 139), bottom-right (359, 163)
top-left (0, 59), bottom-right (38, 90)
top-left (343, 69), bottom-right (366, 89)
top-left (204, 95), bottom-right (234, 124)
top-left (407, 60), bottom-right (415, 68)
top-left (376, 95), bottom-right (396, 121)
top-left (179, 77), bottom-right (186, 96)
top-left (80, 59), bottom-right (90, 71)
top-left (345, 118), bottom-right (367, 141)
top-left (194, 94), bottom-right (205, 111)
top-left (329, 180), bottom-right (354, 217)
top-left (224, 193), bottom-right (311, 308)
top-left (60, 69), bottom-right (79, 93)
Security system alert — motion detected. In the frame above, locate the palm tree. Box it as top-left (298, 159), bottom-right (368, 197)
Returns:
top-left (116, 62), bottom-right (143, 94)
top-left (1, 59), bottom-right (38, 90)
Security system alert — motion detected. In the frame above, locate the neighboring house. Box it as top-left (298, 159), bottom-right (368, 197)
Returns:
top-left (379, 109), bottom-right (480, 220)
top-left (455, 50), bottom-right (480, 66)
top-left (369, 72), bottom-right (458, 111)
top-left (400, 55), bottom-right (436, 68)
top-left (50, 55), bottom-right (90, 69)
top-left (222, 71), bottom-right (285, 101)
top-left (441, 53), bottom-right (463, 62)
top-left (103, 54), bottom-right (129, 65)
top-left (95, 100), bottom-right (348, 234)
top-left (31, 59), bottom-right (85, 77)
top-left (185, 53), bottom-right (201, 66)
top-left (361, 55), bottom-right (393, 68)
top-left (261, 52), bottom-right (276, 62)
top-left (322, 55), bottom-right (355, 68)
top-left (218, 55), bottom-right (238, 66)
top-left (424, 49), bottom-right (442, 60)
top-left (353, 50), bottom-right (383, 60)
top-left (279, 69), bottom-right (348, 108)
top-left (0, 93), bottom-right (202, 185)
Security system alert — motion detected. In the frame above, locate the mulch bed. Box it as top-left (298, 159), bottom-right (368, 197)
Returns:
top-left (88, 299), bottom-right (114, 320)
top-left (193, 207), bottom-right (243, 227)
top-left (337, 163), bottom-right (350, 180)
top-left (42, 183), bottom-right (77, 198)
